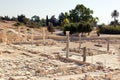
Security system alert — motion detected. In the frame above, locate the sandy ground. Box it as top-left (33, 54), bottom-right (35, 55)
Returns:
top-left (0, 21), bottom-right (119, 80)
top-left (69, 42), bottom-right (120, 69)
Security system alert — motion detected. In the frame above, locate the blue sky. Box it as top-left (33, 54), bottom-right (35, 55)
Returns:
top-left (0, 0), bottom-right (120, 24)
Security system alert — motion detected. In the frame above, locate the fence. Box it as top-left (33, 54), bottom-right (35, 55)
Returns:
top-left (0, 27), bottom-right (120, 66)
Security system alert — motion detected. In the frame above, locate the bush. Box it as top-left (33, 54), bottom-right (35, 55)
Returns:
top-left (63, 23), bottom-right (78, 35)
top-left (99, 25), bottom-right (120, 34)
top-left (63, 22), bottom-right (94, 35)
top-left (47, 22), bottom-right (55, 34)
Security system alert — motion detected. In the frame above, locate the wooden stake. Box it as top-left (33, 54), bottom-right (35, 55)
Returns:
top-left (79, 33), bottom-right (81, 49)
top-left (66, 31), bottom-right (70, 58)
top-left (107, 38), bottom-right (109, 51)
top-left (83, 47), bottom-right (86, 62)
top-left (42, 27), bottom-right (45, 45)
top-left (24, 27), bottom-right (27, 42)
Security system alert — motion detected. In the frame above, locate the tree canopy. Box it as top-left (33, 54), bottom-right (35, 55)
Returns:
top-left (111, 10), bottom-right (119, 21)
top-left (69, 4), bottom-right (94, 23)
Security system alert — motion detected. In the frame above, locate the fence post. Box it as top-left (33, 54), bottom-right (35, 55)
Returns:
top-left (79, 33), bottom-right (81, 49)
top-left (107, 38), bottom-right (109, 51)
top-left (66, 31), bottom-right (70, 58)
top-left (83, 47), bottom-right (86, 62)
top-left (18, 27), bottom-right (21, 43)
top-left (24, 27), bottom-right (27, 42)
top-left (42, 27), bottom-right (46, 45)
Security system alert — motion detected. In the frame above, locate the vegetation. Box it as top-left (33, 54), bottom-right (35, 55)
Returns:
top-left (111, 10), bottom-right (119, 22)
top-left (63, 4), bottom-right (97, 35)
top-left (98, 10), bottom-right (120, 34)
top-left (63, 23), bottom-right (78, 35)
top-left (111, 10), bottom-right (119, 26)
top-left (63, 22), bottom-right (94, 35)
top-left (98, 25), bottom-right (120, 34)
top-left (78, 22), bottom-right (93, 35)
top-left (47, 22), bottom-right (55, 34)
top-left (0, 4), bottom-right (98, 34)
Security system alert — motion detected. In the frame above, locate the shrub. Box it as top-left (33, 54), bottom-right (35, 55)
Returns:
top-left (63, 23), bottom-right (78, 35)
top-left (63, 22), bottom-right (94, 35)
top-left (77, 22), bottom-right (93, 34)
top-left (47, 22), bottom-right (55, 34)
top-left (99, 25), bottom-right (120, 34)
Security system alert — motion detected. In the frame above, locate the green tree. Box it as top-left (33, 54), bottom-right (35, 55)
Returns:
top-left (59, 12), bottom-right (65, 25)
top-left (31, 15), bottom-right (40, 23)
top-left (17, 14), bottom-right (29, 24)
top-left (111, 10), bottom-right (119, 22)
top-left (11, 17), bottom-right (17, 21)
top-left (77, 22), bottom-right (93, 35)
top-left (63, 23), bottom-right (78, 35)
top-left (62, 18), bottom-right (69, 26)
top-left (49, 15), bottom-right (58, 26)
top-left (111, 10), bottom-right (119, 26)
top-left (1, 16), bottom-right (11, 21)
top-left (69, 4), bottom-right (93, 22)
top-left (59, 12), bottom-right (69, 26)
top-left (40, 18), bottom-right (46, 26)
top-left (47, 22), bottom-right (55, 34)
top-left (46, 15), bottom-right (49, 26)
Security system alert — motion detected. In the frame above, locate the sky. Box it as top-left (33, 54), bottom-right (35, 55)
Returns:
top-left (0, 0), bottom-right (120, 24)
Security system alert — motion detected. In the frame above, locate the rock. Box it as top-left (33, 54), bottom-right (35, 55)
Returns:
top-left (82, 67), bottom-right (87, 73)
top-left (8, 77), bottom-right (15, 80)
top-left (69, 78), bottom-right (75, 80)
top-left (96, 62), bottom-right (105, 70)
top-left (105, 73), bottom-right (113, 80)
top-left (84, 74), bottom-right (93, 80)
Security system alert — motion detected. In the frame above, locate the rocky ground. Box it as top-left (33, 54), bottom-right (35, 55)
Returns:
top-left (0, 21), bottom-right (119, 80)
top-left (0, 38), bottom-right (119, 80)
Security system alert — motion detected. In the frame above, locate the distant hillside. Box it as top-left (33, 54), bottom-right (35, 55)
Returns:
top-left (0, 20), bottom-right (17, 29)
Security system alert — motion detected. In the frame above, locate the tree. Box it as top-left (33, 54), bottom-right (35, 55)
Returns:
top-left (11, 17), bottom-right (17, 21)
top-left (59, 12), bottom-right (65, 25)
top-left (77, 21), bottom-right (93, 35)
top-left (69, 4), bottom-right (93, 23)
top-left (40, 18), bottom-right (46, 26)
top-left (63, 23), bottom-right (78, 35)
top-left (49, 15), bottom-right (59, 26)
top-left (46, 15), bottom-right (49, 26)
top-left (31, 15), bottom-right (40, 23)
top-left (111, 10), bottom-right (119, 22)
top-left (47, 22), bottom-right (55, 34)
top-left (59, 12), bottom-right (69, 26)
top-left (61, 18), bottom-right (69, 26)
top-left (17, 14), bottom-right (29, 24)
top-left (111, 10), bottom-right (119, 27)
top-left (1, 16), bottom-right (11, 21)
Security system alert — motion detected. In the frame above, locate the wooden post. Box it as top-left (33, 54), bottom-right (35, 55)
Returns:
top-left (107, 38), bottom-right (109, 51)
top-left (31, 28), bottom-right (34, 44)
top-left (79, 33), bottom-right (81, 49)
top-left (42, 27), bottom-right (45, 45)
top-left (83, 47), bottom-right (86, 62)
top-left (24, 27), bottom-right (27, 42)
top-left (66, 31), bottom-right (70, 58)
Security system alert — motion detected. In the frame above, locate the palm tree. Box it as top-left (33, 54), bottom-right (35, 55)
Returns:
top-left (111, 10), bottom-right (119, 22)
